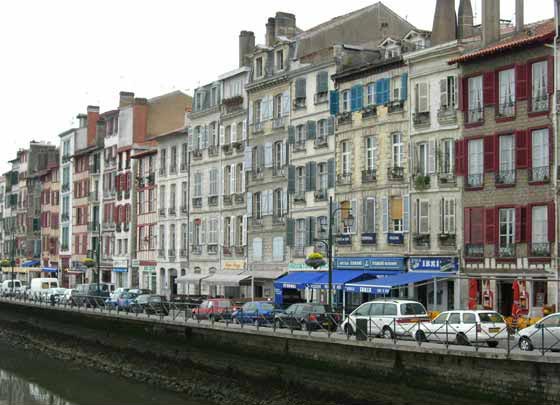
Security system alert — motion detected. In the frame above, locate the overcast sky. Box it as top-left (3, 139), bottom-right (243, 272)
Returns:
top-left (0, 0), bottom-right (553, 172)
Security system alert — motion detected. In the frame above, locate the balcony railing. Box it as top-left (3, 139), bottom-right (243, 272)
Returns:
top-left (314, 189), bottom-right (327, 202)
top-left (465, 244), bottom-right (484, 258)
top-left (314, 136), bottom-right (328, 148)
top-left (158, 249), bottom-right (166, 258)
top-left (235, 246), bottom-right (245, 256)
top-left (208, 146), bottom-right (219, 157)
top-left (61, 214), bottom-right (69, 223)
top-left (498, 244), bottom-right (516, 258)
top-left (272, 216), bottom-right (286, 226)
top-left (497, 101), bottom-right (515, 118)
top-left (337, 112), bottom-right (352, 126)
top-left (208, 196), bottom-right (219, 207)
top-left (62, 184), bottom-right (70, 193)
top-left (159, 208), bottom-right (166, 217)
top-left (362, 169), bottom-right (377, 183)
top-left (168, 249), bottom-right (176, 258)
top-left (180, 205), bottom-right (188, 214)
top-left (314, 92), bottom-right (328, 105)
top-left (467, 108), bottom-right (484, 124)
top-left (293, 193), bottom-right (306, 203)
top-left (234, 193), bottom-right (244, 204)
top-left (466, 173), bottom-right (483, 188)
top-left (207, 244), bottom-right (218, 255)
top-left (192, 198), bottom-right (202, 208)
top-left (168, 207), bottom-right (176, 216)
top-left (438, 172), bottom-right (456, 186)
top-left (293, 142), bottom-right (306, 153)
top-left (531, 94), bottom-right (549, 113)
top-left (413, 234), bottom-right (430, 248)
top-left (495, 170), bottom-right (516, 185)
top-left (361, 105), bottom-right (377, 120)
top-left (293, 98), bottom-right (306, 110)
top-left (252, 218), bottom-right (263, 227)
top-left (192, 150), bottom-right (203, 160)
top-left (272, 166), bottom-right (286, 177)
top-left (531, 242), bottom-right (551, 257)
top-left (387, 167), bottom-right (404, 181)
top-left (158, 167), bottom-right (166, 177)
top-left (88, 192), bottom-right (99, 203)
top-left (191, 245), bottom-right (202, 255)
top-left (337, 173), bottom-right (352, 185)
top-left (388, 100), bottom-right (404, 113)
top-left (223, 195), bottom-right (232, 206)
top-left (438, 233), bottom-right (456, 247)
top-left (103, 190), bottom-right (116, 199)
top-left (272, 117), bottom-right (286, 129)
top-left (179, 249), bottom-right (187, 258)
top-left (529, 166), bottom-right (550, 183)
top-left (413, 112), bottom-right (430, 127)
top-left (253, 122), bottom-right (264, 134)
top-left (169, 165), bottom-right (178, 174)
top-left (223, 246), bottom-right (232, 256)
top-left (437, 107), bottom-right (457, 125)
top-left (180, 163), bottom-right (188, 173)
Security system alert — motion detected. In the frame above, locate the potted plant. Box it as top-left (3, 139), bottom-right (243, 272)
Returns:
top-left (0, 259), bottom-right (10, 268)
top-left (415, 174), bottom-right (430, 190)
top-left (83, 258), bottom-right (95, 268)
top-left (305, 252), bottom-right (326, 269)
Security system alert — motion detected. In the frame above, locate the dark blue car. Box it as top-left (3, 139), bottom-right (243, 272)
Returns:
top-left (232, 301), bottom-right (282, 326)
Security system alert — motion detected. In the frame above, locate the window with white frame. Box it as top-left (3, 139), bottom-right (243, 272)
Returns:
top-left (225, 126), bottom-right (231, 144)
top-left (441, 139), bottom-right (454, 175)
top-left (209, 168), bottom-right (218, 196)
top-left (255, 57), bottom-right (263, 78)
top-left (367, 83), bottom-right (375, 105)
top-left (531, 206), bottom-right (548, 254)
top-left (417, 200), bottom-right (429, 235)
top-left (296, 167), bottom-right (305, 195)
top-left (273, 94), bottom-right (283, 118)
top-left (531, 128), bottom-right (550, 181)
top-left (468, 75), bottom-right (483, 122)
top-left (415, 82), bottom-right (429, 113)
top-left (159, 224), bottom-right (165, 251)
top-left (223, 166), bottom-right (231, 195)
top-left (365, 137), bottom-right (377, 172)
top-left (532, 60), bottom-right (548, 112)
top-left (296, 125), bottom-right (305, 144)
top-left (467, 139), bottom-right (483, 186)
top-left (295, 219), bottom-right (306, 256)
top-left (236, 164), bottom-right (243, 193)
top-left (208, 218), bottom-right (218, 245)
top-left (498, 68), bottom-right (515, 116)
top-left (440, 76), bottom-right (457, 110)
top-left (498, 135), bottom-right (515, 184)
top-left (442, 199), bottom-right (456, 234)
top-left (236, 216), bottom-right (243, 246)
top-left (224, 217), bottom-right (231, 247)
top-left (272, 237), bottom-right (284, 261)
top-left (169, 184), bottom-right (176, 210)
top-left (391, 76), bottom-right (401, 101)
top-left (499, 208), bottom-right (515, 257)
top-left (181, 182), bottom-right (187, 210)
top-left (342, 90), bottom-right (350, 112)
top-left (342, 141), bottom-right (352, 175)
top-left (169, 224), bottom-right (176, 251)
top-left (252, 238), bottom-right (262, 261)
top-left (181, 223), bottom-right (187, 252)
top-left (276, 50), bottom-right (284, 71)
top-left (317, 163), bottom-right (328, 191)
top-left (193, 172), bottom-right (202, 197)
top-left (317, 119), bottom-right (327, 137)
top-left (341, 200), bottom-right (357, 234)
top-left (392, 133), bottom-right (403, 168)
top-left (254, 100), bottom-right (262, 123)
top-left (273, 141), bottom-right (283, 169)
top-left (417, 142), bottom-right (428, 176)
top-left (255, 192), bottom-right (262, 219)
top-left (170, 146), bottom-right (177, 172)
top-left (159, 185), bottom-right (166, 209)
top-left (391, 197), bottom-right (403, 233)
top-left (273, 188), bottom-right (283, 217)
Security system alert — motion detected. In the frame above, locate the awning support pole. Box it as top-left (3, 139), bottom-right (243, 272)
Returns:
top-left (433, 278), bottom-right (437, 311)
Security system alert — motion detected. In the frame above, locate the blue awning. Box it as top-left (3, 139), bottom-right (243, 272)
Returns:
top-left (22, 260), bottom-right (40, 268)
top-left (42, 267), bottom-right (58, 273)
top-left (274, 271), bottom-right (325, 290)
top-left (308, 270), bottom-right (378, 290)
top-left (345, 272), bottom-right (455, 294)
top-left (112, 267), bottom-right (128, 273)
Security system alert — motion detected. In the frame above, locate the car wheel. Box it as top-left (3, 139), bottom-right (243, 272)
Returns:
top-left (455, 333), bottom-right (470, 346)
top-left (415, 330), bottom-right (427, 343)
top-left (519, 337), bottom-right (534, 352)
top-left (487, 341), bottom-right (499, 348)
top-left (344, 324), bottom-right (354, 336)
top-left (382, 327), bottom-right (394, 339)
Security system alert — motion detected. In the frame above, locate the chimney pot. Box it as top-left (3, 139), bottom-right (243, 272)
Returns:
top-left (119, 91), bottom-right (135, 108)
top-left (239, 30), bottom-right (255, 68)
top-left (458, 0), bottom-right (474, 40)
top-left (431, 0), bottom-right (457, 46)
top-left (482, 0), bottom-right (501, 46)
top-left (265, 18), bottom-right (275, 47)
top-left (515, 0), bottom-right (524, 32)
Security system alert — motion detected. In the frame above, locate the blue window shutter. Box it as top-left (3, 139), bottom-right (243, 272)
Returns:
top-left (350, 86), bottom-right (357, 111)
top-left (329, 90), bottom-right (339, 115)
top-left (401, 73), bottom-right (408, 101)
top-left (356, 85), bottom-right (363, 109)
top-left (384, 79), bottom-right (390, 104)
top-left (375, 81), bottom-right (383, 105)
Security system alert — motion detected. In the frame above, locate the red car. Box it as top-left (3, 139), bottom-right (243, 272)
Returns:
top-left (192, 299), bottom-right (234, 321)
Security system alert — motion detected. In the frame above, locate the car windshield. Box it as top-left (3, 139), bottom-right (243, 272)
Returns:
top-left (479, 312), bottom-right (504, 323)
top-left (260, 303), bottom-right (276, 311)
top-left (311, 305), bottom-right (328, 314)
top-left (218, 301), bottom-right (231, 308)
top-left (149, 296), bottom-right (162, 303)
top-left (400, 303), bottom-right (427, 316)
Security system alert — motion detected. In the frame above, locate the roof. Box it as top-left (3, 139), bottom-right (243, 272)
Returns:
top-left (147, 126), bottom-right (185, 141)
top-left (449, 19), bottom-right (555, 64)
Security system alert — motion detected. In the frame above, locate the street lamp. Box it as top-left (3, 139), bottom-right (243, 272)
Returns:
top-left (315, 196), bottom-right (354, 309)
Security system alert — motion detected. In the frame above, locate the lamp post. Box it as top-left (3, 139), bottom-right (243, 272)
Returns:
top-left (315, 196), bottom-right (354, 308)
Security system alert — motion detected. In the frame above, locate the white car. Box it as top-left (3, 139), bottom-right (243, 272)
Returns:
top-left (416, 310), bottom-right (508, 347)
top-left (45, 288), bottom-right (67, 303)
top-left (516, 313), bottom-right (560, 352)
top-left (341, 299), bottom-right (429, 339)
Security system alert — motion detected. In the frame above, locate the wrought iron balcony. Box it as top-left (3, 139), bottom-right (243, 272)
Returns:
top-left (293, 193), bottom-right (306, 203)
top-left (361, 105), bottom-right (377, 120)
top-left (314, 136), bottom-right (328, 148)
top-left (498, 244), bottom-right (516, 258)
top-left (337, 112), bottom-right (352, 126)
top-left (495, 170), bottom-right (516, 185)
top-left (388, 100), bottom-right (404, 113)
top-left (192, 150), bottom-right (203, 160)
top-left (191, 245), bottom-right (202, 255)
top-left (179, 249), bottom-right (187, 258)
top-left (413, 234), bottom-right (431, 248)
top-left (467, 107), bottom-right (484, 124)
top-left (272, 166), bottom-right (286, 177)
top-left (337, 173), bottom-right (352, 185)
top-left (223, 246), bottom-right (232, 256)
top-left (314, 189), bottom-right (327, 202)
top-left (234, 193), bottom-right (244, 204)
top-left (314, 92), bottom-right (328, 105)
top-left (253, 122), bottom-right (264, 134)
top-left (192, 197), bottom-right (202, 208)
top-left (466, 174), bottom-right (484, 188)
top-left (158, 167), bottom-right (166, 177)
top-left (272, 216), bottom-right (286, 225)
top-left (168, 207), bottom-right (176, 216)
top-left (180, 163), bottom-right (188, 173)
top-left (168, 249), bottom-right (176, 258)
top-left (529, 166), bottom-right (550, 183)
top-left (497, 101), bottom-right (515, 118)
top-left (158, 249), bottom-right (166, 258)
top-left (208, 146), bottom-right (219, 157)
top-left (207, 244), bottom-right (218, 255)
top-left (362, 169), bottom-right (377, 183)
top-left (61, 214), bottom-right (69, 223)
top-left (252, 218), bottom-right (263, 227)
top-left (438, 233), bottom-right (456, 247)
top-left (531, 94), bottom-right (549, 113)
top-left (223, 195), bottom-right (232, 206)
top-left (465, 244), bottom-right (484, 258)
top-left (531, 242), bottom-right (550, 257)
top-left (413, 112), bottom-right (430, 127)
top-left (208, 196), bottom-right (219, 207)
top-left (103, 189), bottom-right (116, 199)
top-left (438, 172), bottom-right (456, 186)
top-left (437, 107), bottom-right (457, 125)
top-left (62, 184), bottom-right (70, 193)
top-left (293, 142), bottom-right (306, 153)
top-left (272, 117), bottom-right (286, 129)
top-left (293, 98), bottom-right (306, 111)
top-left (180, 205), bottom-right (188, 214)
top-left (159, 208), bottom-right (166, 217)
top-left (388, 167), bottom-right (404, 181)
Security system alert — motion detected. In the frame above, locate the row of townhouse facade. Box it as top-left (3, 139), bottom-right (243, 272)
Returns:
top-left (1, 1), bottom-right (558, 317)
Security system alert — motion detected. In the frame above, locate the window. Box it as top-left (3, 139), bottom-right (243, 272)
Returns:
top-left (252, 238), bottom-right (262, 261)
top-left (392, 133), bottom-right (403, 168)
top-left (442, 199), bottom-right (456, 234)
top-left (210, 122), bottom-right (218, 146)
top-left (273, 189), bottom-right (283, 218)
top-left (159, 185), bottom-right (166, 209)
top-left (441, 139), bottom-right (454, 174)
top-left (273, 141), bottom-right (283, 169)
top-left (194, 172), bottom-right (202, 197)
top-left (341, 141), bottom-right (352, 175)
top-left (498, 208), bottom-right (515, 257)
top-left (532, 60), bottom-right (548, 112)
top-left (236, 164), bottom-right (243, 193)
top-left (276, 50), bottom-right (284, 70)
top-left (296, 167), bottom-right (305, 195)
top-left (498, 68), bottom-right (515, 116)
top-left (295, 219), bottom-right (306, 256)
top-left (531, 128), bottom-right (550, 181)
top-left (209, 168), bottom-right (218, 196)
top-left (272, 237), bottom-right (284, 261)
top-left (440, 76), bottom-right (457, 110)
top-left (317, 120), bottom-right (327, 137)
top-left (169, 224), bottom-right (176, 250)
top-left (342, 90), bottom-right (350, 112)
top-left (363, 198), bottom-right (376, 234)
top-left (181, 223), bottom-right (187, 251)
top-left (181, 182), bottom-right (187, 209)
top-left (391, 76), bottom-right (401, 101)
top-left (467, 75), bottom-right (483, 122)
top-left (254, 100), bottom-right (262, 124)
top-left (256, 57), bottom-right (263, 78)
top-left (531, 206), bottom-right (548, 255)
top-left (391, 197), bottom-right (403, 233)
top-left (255, 192), bottom-right (262, 219)
top-left (160, 148), bottom-right (167, 171)
top-left (417, 200), bottom-right (429, 235)
top-left (224, 217), bottom-right (231, 247)
top-left (366, 83), bottom-right (375, 105)
top-left (417, 142), bottom-right (428, 176)
top-left (223, 166), bottom-right (231, 195)
top-left (467, 139), bottom-right (483, 187)
top-left (341, 200), bottom-right (357, 234)
top-left (170, 146), bottom-right (177, 172)
top-left (365, 137), bottom-right (377, 172)
top-left (236, 216), bottom-right (243, 246)
top-left (181, 143), bottom-right (188, 170)
top-left (273, 94), bottom-right (283, 118)
top-left (497, 135), bottom-right (515, 184)
top-left (415, 82), bottom-right (429, 113)
top-left (296, 125), bottom-right (305, 144)
top-left (208, 218), bottom-right (218, 245)
top-left (317, 163), bottom-right (328, 191)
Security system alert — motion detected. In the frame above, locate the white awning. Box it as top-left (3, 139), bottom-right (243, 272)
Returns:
top-left (176, 274), bottom-right (210, 284)
top-left (201, 272), bottom-right (250, 287)
top-left (246, 270), bottom-right (287, 281)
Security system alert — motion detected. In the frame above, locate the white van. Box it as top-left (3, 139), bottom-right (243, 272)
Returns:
top-left (30, 278), bottom-right (59, 301)
top-left (1, 279), bottom-right (23, 295)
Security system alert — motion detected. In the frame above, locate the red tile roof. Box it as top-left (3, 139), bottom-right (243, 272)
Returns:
top-left (449, 19), bottom-right (555, 64)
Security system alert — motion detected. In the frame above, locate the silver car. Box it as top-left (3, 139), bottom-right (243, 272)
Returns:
top-left (516, 313), bottom-right (560, 352)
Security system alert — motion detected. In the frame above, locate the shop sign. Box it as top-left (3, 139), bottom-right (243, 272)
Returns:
top-left (409, 257), bottom-right (458, 272)
top-left (387, 233), bottom-right (404, 245)
top-left (361, 233), bottom-right (377, 245)
top-left (113, 259), bottom-right (128, 269)
top-left (334, 257), bottom-right (405, 271)
top-left (131, 259), bottom-right (140, 267)
top-left (287, 263), bottom-right (328, 271)
top-left (223, 260), bottom-right (245, 270)
top-left (141, 266), bottom-right (156, 272)
top-left (335, 234), bottom-right (352, 245)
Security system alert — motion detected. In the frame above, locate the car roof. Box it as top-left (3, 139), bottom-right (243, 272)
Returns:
top-left (368, 299), bottom-right (422, 304)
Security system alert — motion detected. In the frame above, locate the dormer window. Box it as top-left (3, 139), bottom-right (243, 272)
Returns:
top-left (276, 50), bottom-right (284, 71)
top-left (256, 57), bottom-right (263, 78)
top-left (386, 47), bottom-right (400, 59)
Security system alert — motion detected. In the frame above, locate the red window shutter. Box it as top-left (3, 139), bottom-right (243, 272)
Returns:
top-left (548, 202), bottom-right (556, 242)
top-left (515, 64), bottom-right (528, 100)
top-left (520, 206), bottom-right (527, 243)
top-left (547, 55), bottom-right (554, 94)
top-left (483, 71), bottom-right (495, 106)
top-left (526, 205), bottom-right (533, 245)
top-left (515, 130), bottom-right (528, 169)
top-left (484, 135), bottom-right (495, 172)
top-left (127, 172), bottom-right (131, 190)
top-left (459, 77), bottom-right (468, 112)
top-left (472, 208), bottom-right (484, 244)
top-left (455, 140), bottom-right (465, 176)
top-left (114, 205), bottom-right (119, 223)
top-left (515, 207), bottom-right (522, 243)
top-left (464, 208), bottom-right (471, 244)
top-left (549, 128), bottom-right (554, 171)
top-left (485, 208), bottom-right (496, 244)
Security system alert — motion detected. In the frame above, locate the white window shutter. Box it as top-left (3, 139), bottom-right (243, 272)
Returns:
top-left (241, 164), bottom-right (246, 192)
top-left (382, 197), bottom-right (389, 234)
top-left (282, 91), bottom-right (290, 116)
top-left (282, 188), bottom-right (288, 215)
top-left (242, 119), bottom-right (247, 140)
top-left (219, 216), bottom-right (224, 246)
top-left (281, 142), bottom-right (286, 167)
top-left (219, 125), bottom-right (225, 146)
top-left (231, 123), bottom-right (237, 143)
top-left (242, 215), bottom-right (247, 246)
top-left (247, 192), bottom-right (253, 217)
top-left (230, 216), bottom-right (236, 247)
top-left (372, 197), bottom-right (376, 231)
top-left (230, 164), bottom-right (236, 195)
top-left (248, 103), bottom-right (253, 124)
top-left (260, 192), bottom-right (266, 216)
top-left (439, 198), bottom-right (444, 234)
top-left (428, 140), bottom-right (436, 174)
top-left (265, 142), bottom-right (273, 168)
top-left (188, 221), bottom-right (193, 246)
top-left (268, 96), bottom-right (274, 120)
top-left (403, 195), bottom-right (410, 233)
top-left (269, 190), bottom-right (273, 215)
top-left (201, 219), bottom-right (206, 244)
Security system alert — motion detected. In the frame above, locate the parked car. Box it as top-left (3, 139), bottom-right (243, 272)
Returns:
top-left (62, 289), bottom-right (78, 305)
top-left (1, 279), bottom-right (25, 296)
top-left (29, 278), bottom-right (59, 301)
top-left (517, 313), bottom-right (560, 352)
top-left (416, 310), bottom-right (508, 347)
top-left (274, 303), bottom-right (340, 331)
top-left (232, 301), bottom-right (282, 326)
top-left (106, 288), bottom-right (129, 308)
top-left (73, 283), bottom-right (111, 307)
top-left (117, 291), bottom-right (142, 311)
top-left (130, 295), bottom-right (169, 316)
top-left (191, 299), bottom-right (233, 321)
top-left (341, 299), bottom-right (429, 338)
top-left (45, 288), bottom-right (67, 304)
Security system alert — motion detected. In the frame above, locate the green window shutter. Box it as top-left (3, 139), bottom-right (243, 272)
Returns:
top-left (305, 162), bottom-right (311, 191)
top-left (288, 165), bottom-right (296, 194)
top-left (327, 116), bottom-right (335, 135)
top-left (317, 71), bottom-right (328, 94)
top-left (306, 121), bottom-right (316, 140)
top-left (329, 91), bottom-right (339, 115)
top-left (309, 162), bottom-right (317, 191)
top-left (288, 126), bottom-right (295, 144)
top-left (296, 78), bottom-right (307, 99)
top-left (287, 219), bottom-right (295, 247)
top-left (327, 158), bottom-right (336, 189)
top-left (308, 217), bottom-right (316, 245)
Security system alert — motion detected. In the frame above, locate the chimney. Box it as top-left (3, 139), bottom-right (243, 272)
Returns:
top-left (239, 31), bottom-right (255, 67)
top-left (482, 0), bottom-right (500, 46)
top-left (458, 0), bottom-right (474, 39)
top-left (76, 114), bottom-right (87, 128)
top-left (515, 0), bottom-right (524, 32)
top-left (274, 12), bottom-right (296, 39)
top-left (86, 105), bottom-right (100, 146)
top-left (95, 117), bottom-right (106, 147)
top-left (431, 0), bottom-right (457, 46)
top-left (265, 18), bottom-right (275, 47)
top-left (119, 91), bottom-right (135, 108)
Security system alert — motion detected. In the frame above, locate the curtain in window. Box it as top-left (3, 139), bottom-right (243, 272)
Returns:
top-left (532, 129), bottom-right (549, 169)
top-left (468, 76), bottom-right (483, 121)
top-left (498, 69), bottom-right (515, 115)
top-left (499, 135), bottom-right (515, 172)
top-left (532, 61), bottom-right (548, 108)
top-left (468, 139), bottom-right (483, 176)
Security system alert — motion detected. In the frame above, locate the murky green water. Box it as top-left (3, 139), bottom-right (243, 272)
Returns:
top-left (0, 345), bottom-right (207, 405)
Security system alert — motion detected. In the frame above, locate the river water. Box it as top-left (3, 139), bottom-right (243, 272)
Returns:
top-left (0, 345), bottom-right (206, 405)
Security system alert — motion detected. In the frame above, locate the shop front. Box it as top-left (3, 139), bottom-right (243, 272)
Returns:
top-left (112, 260), bottom-right (129, 288)
top-left (408, 257), bottom-right (458, 311)
top-left (139, 262), bottom-right (157, 293)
